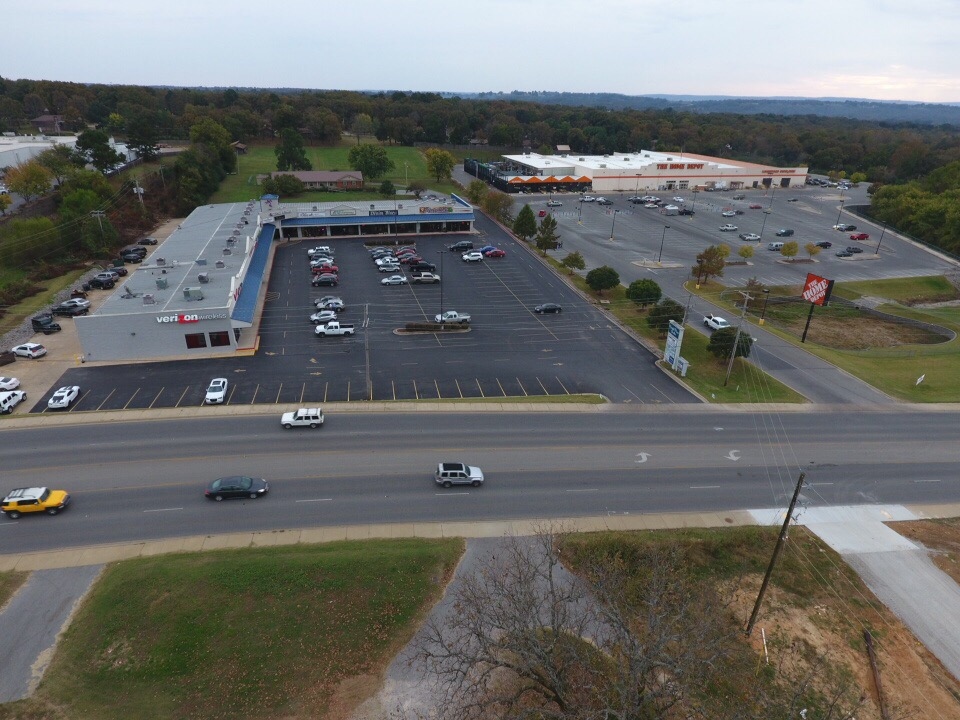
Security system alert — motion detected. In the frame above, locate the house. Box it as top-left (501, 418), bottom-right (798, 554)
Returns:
top-left (31, 115), bottom-right (64, 134)
top-left (230, 141), bottom-right (248, 155)
top-left (265, 171), bottom-right (364, 191)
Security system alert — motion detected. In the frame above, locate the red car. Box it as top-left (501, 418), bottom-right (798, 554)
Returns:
top-left (538, 210), bottom-right (547, 217)
top-left (749, 204), bottom-right (763, 209)
top-left (312, 264), bottom-right (338, 274)
top-left (400, 255), bottom-right (424, 265)
top-left (484, 248), bottom-right (506, 258)
top-left (849, 232), bottom-right (870, 241)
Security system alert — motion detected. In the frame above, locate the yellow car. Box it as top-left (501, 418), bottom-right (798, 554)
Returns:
top-left (1, 487), bottom-right (71, 519)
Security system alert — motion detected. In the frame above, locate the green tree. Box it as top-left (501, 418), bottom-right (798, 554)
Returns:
top-left (348, 144), bottom-right (394, 180)
top-left (560, 251), bottom-right (585, 275)
top-left (0, 194), bottom-right (11, 215)
top-left (424, 148), bottom-right (456, 182)
top-left (535, 214), bottom-right (561, 255)
top-left (80, 214), bottom-right (119, 255)
top-left (781, 240), bottom-right (799, 260)
top-left (513, 204), bottom-right (537, 241)
top-left (275, 174), bottom-right (305, 196)
top-left (275, 128), bottom-right (312, 171)
top-left (692, 245), bottom-right (726, 283)
top-left (465, 180), bottom-right (488, 205)
top-left (482, 191), bottom-right (514, 224)
top-left (717, 243), bottom-right (731, 260)
top-left (188, 117), bottom-right (236, 174)
top-left (35, 145), bottom-right (77, 185)
top-left (626, 278), bottom-right (662, 307)
top-left (707, 327), bottom-right (754, 362)
top-left (125, 115), bottom-right (160, 161)
top-left (350, 113), bottom-right (375, 143)
top-left (586, 265), bottom-right (620, 295)
top-left (5, 162), bottom-right (53, 201)
top-left (304, 108), bottom-right (343, 145)
top-left (804, 242), bottom-right (821, 259)
top-left (407, 180), bottom-right (427, 199)
top-left (75, 129), bottom-right (122, 173)
top-left (738, 244), bottom-right (754, 261)
top-left (646, 298), bottom-right (685, 337)
top-left (379, 180), bottom-right (396, 197)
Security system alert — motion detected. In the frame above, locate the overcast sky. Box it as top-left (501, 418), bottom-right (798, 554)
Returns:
top-left (4, 0), bottom-right (958, 104)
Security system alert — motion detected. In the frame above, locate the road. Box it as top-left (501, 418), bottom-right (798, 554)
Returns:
top-left (3, 409), bottom-right (959, 554)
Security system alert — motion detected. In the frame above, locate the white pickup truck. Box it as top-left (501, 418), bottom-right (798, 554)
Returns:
top-left (412, 272), bottom-right (441, 284)
top-left (703, 314), bottom-right (731, 331)
top-left (281, 408), bottom-right (324, 429)
top-left (434, 310), bottom-right (471, 324)
top-left (315, 321), bottom-right (355, 337)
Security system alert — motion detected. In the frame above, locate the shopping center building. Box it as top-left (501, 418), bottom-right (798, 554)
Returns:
top-left (73, 195), bottom-right (475, 362)
top-left (466, 151), bottom-right (808, 194)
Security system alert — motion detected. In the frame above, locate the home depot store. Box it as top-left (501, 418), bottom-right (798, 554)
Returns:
top-left (471, 151), bottom-right (808, 194)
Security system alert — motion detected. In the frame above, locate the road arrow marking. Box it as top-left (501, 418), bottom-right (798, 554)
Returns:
top-left (635, 452), bottom-right (650, 463)
top-left (726, 450), bottom-right (741, 461)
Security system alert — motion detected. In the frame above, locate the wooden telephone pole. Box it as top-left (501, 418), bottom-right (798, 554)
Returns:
top-left (746, 472), bottom-right (806, 635)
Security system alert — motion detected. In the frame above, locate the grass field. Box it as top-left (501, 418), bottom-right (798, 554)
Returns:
top-left (212, 142), bottom-right (467, 205)
top-left (696, 275), bottom-right (960, 402)
top-left (0, 267), bottom-right (90, 335)
top-left (5, 540), bottom-right (461, 720)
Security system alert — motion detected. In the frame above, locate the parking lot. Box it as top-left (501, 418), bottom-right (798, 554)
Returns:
top-left (27, 220), bottom-right (695, 411)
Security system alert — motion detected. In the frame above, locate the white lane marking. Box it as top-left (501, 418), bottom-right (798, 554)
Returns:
top-left (726, 450), bottom-right (741, 461)
top-left (143, 507), bottom-right (184, 513)
top-left (435, 492), bottom-right (470, 496)
top-left (635, 452), bottom-right (650, 463)
top-left (296, 498), bottom-right (333, 503)
top-left (566, 489), bottom-right (599, 493)
top-left (690, 485), bottom-right (721, 489)
top-left (913, 479), bottom-right (941, 484)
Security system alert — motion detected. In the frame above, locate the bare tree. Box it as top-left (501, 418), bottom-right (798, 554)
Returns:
top-left (412, 528), bottom-right (738, 720)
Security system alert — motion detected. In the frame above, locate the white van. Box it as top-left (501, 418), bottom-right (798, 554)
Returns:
top-left (0, 390), bottom-right (27, 414)
top-left (767, 241), bottom-right (784, 251)
top-left (663, 205), bottom-right (679, 216)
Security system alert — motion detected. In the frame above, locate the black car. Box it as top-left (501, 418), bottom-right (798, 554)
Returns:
top-left (31, 314), bottom-right (62, 334)
top-left (734, 209), bottom-right (745, 215)
top-left (596, 198), bottom-right (613, 206)
top-left (137, 237), bottom-right (158, 245)
top-left (815, 241), bottom-right (833, 249)
top-left (836, 250), bottom-right (853, 257)
top-left (51, 303), bottom-right (89, 317)
top-left (312, 274), bottom-right (338, 287)
top-left (448, 241), bottom-right (474, 252)
top-left (106, 265), bottom-right (128, 276)
top-left (677, 209), bottom-right (695, 216)
top-left (204, 475), bottom-right (269, 501)
top-left (409, 262), bottom-right (436, 273)
top-left (120, 253), bottom-right (144, 264)
top-left (84, 276), bottom-right (115, 290)
top-left (534, 303), bottom-right (563, 314)
top-left (846, 246), bottom-right (863, 254)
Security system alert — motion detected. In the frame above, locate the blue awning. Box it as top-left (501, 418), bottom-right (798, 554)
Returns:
top-left (231, 223), bottom-right (274, 326)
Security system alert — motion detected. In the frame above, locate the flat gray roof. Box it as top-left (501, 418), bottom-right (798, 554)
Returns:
top-left (94, 201), bottom-right (257, 317)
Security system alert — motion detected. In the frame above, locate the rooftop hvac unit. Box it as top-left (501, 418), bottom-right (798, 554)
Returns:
top-left (143, 293), bottom-right (155, 305)
top-left (198, 273), bottom-right (209, 284)
top-left (156, 278), bottom-right (168, 290)
top-left (183, 287), bottom-right (204, 301)
top-left (579, 157), bottom-right (585, 161)
top-left (156, 257), bottom-right (166, 266)
top-left (222, 248), bottom-right (232, 255)
top-left (197, 258), bottom-right (207, 266)
top-left (215, 260), bottom-right (225, 268)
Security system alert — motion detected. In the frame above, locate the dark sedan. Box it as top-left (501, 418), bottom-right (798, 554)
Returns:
top-left (534, 303), bottom-right (563, 314)
top-left (204, 476), bottom-right (269, 501)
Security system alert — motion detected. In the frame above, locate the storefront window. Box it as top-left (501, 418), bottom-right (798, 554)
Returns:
top-left (185, 333), bottom-right (207, 349)
top-left (209, 331), bottom-right (231, 347)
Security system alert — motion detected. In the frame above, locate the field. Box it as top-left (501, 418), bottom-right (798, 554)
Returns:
top-left (3, 526), bottom-right (959, 719)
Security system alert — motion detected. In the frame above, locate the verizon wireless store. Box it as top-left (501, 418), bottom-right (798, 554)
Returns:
top-left (75, 202), bottom-right (274, 362)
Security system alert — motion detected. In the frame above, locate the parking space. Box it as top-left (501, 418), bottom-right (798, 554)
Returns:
top-left (34, 220), bottom-right (696, 410)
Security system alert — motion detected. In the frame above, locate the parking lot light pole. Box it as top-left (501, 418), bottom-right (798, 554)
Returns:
top-left (875, 223), bottom-right (887, 255)
top-left (437, 250), bottom-right (445, 317)
top-left (609, 210), bottom-right (619, 241)
top-left (657, 225), bottom-right (670, 263)
top-left (759, 288), bottom-right (770, 325)
top-left (836, 199), bottom-right (845, 227)
top-left (578, 198), bottom-right (583, 224)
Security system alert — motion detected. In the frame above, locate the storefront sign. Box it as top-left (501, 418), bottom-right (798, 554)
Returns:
top-left (420, 206), bottom-right (453, 214)
top-left (801, 273), bottom-right (833, 306)
top-left (156, 313), bottom-right (228, 324)
top-left (330, 208), bottom-right (357, 216)
top-left (369, 210), bottom-right (399, 216)
top-left (655, 163), bottom-right (705, 170)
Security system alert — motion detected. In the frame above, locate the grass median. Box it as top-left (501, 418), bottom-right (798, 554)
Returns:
top-left (6, 539), bottom-right (461, 720)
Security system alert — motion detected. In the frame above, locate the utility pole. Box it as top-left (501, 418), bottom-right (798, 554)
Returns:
top-left (723, 291), bottom-right (752, 386)
top-left (133, 179), bottom-right (145, 208)
top-left (746, 472), bottom-right (806, 635)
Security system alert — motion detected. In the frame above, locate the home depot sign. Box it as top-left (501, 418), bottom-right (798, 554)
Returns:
top-left (801, 273), bottom-right (834, 306)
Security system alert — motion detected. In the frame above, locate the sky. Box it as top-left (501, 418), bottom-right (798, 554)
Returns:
top-left (3, 0), bottom-right (959, 104)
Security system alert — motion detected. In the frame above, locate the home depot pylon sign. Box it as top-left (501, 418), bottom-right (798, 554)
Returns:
top-left (800, 272), bottom-right (834, 342)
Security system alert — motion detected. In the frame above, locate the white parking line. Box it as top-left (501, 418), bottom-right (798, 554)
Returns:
top-left (566, 488), bottom-right (599, 493)
top-left (690, 485), bottom-right (721, 489)
top-left (435, 492), bottom-right (470, 496)
top-left (295, 498), bottom-right (333, 503)
top-left (143, 507), bottom-right (184, 513)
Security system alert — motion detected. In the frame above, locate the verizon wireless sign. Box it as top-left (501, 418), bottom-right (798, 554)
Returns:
top-left (156, 313), bottom-right (228, 324)
top-left (801, 273), bottom-right (834, 306)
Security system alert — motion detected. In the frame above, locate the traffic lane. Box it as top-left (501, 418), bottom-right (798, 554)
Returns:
top-left (6, 460), bottom-right (960, 555)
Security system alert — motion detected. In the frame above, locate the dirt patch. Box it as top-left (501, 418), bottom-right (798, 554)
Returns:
top-left (768, 308), bottom-right (946, 350)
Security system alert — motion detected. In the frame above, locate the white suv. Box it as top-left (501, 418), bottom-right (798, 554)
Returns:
top-left (435, 462), bottom-right (484, 488)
